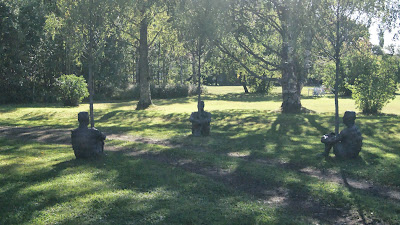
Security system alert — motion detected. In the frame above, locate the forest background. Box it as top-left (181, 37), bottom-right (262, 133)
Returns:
top-left (1, 0), bottom-right (399, 113)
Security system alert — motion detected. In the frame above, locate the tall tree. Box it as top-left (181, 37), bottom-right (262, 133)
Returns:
top-left (118, 0), bottom-right (176, 109)
top-left (137, 14), bottom-right (152, 109)
top-left (174, 0), bottom-right (218, 91)
top-left (56, 0), bottom-right (120, 127)
top-left (216, 0), bottom-right (316, 113)
top-left (314, 0), bottom-right (378, 133)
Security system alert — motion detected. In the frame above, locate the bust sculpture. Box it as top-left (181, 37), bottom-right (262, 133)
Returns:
top-left (320, 111), bottom-right (363, 159)
top-left (189, 101), bottom-right (211, 136)
top-left (71, 112), bottom-right (106, 159)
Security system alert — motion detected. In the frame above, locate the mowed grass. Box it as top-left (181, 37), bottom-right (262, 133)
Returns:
top-left (1, 86), bottom-right (400, 224)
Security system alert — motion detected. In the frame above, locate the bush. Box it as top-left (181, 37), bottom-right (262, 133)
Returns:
top-left (113, 83), bottom-right (207, 100)
top-left (348, 55), bottom-right (397, 114)
top-left (57, 74), bottom-right (89, 106)
top-left (248, 76), bottom-right (274, 94)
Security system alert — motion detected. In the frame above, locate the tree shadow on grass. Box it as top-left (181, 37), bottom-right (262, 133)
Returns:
top-left (203, 92), bottom-right (282, 103)
top-left (2, 111), bottom-right (400, 224)
top-left (0, 106), bottom-right (17, 113)
top-left (0, 156), bottom-right (87, 224)
top-left (337, 165), bottom-right (400, 224)
top-left (25, 113), bottom-right (57, 121)
top-left (159, 114), bottom-right (351, 222)
top-left (158, 115), bottom-right (356, 223)
top-left (1, 137), bottom-right (275, 224)
top-left (152, 96), bottom-right (195, 106)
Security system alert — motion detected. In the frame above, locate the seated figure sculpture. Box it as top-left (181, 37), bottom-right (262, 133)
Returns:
top-left (320, 111), bottom-right (363, 159)
top-left (189, 101), bottom-right (211, 136)
top-left (71, 112), bottom-right (106, 159)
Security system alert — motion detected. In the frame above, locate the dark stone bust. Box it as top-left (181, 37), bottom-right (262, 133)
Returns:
top-left (71, 112), bottom-right (106, 159)
top-left (321, 111), bottom-right (363, 159)
top-left (189, 101), bottom-right (211, 136)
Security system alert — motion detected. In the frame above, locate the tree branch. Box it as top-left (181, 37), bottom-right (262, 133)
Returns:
top-left (246, 7), bottom-right (283, 35)
top-left (235, 35), bottom-right (281, 70)
top-left (215, 40), bottom-right (278, 81)
top-left (148, 29), bottom-right (163, 47)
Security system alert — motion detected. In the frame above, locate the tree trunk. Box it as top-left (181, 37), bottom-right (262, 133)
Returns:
top-left (334, 1), bottom-right (341, 134)
top-left (89, 62), bottom-right (94, 128)
top-left (157, 41), bottom-right (160, 85)
top-left (281, 62), bottom-right (301, 113)
top-left (136, 51), bottom-right (140, 84)
top-left (240, 74), bottom-right (249, 93)
top-left (136, 16), bottom-right (152, 110)
top-left (88, 0), bottom-right (95, 127)
top-left (191, 51), bottom-right (197, 84)
top-left (197, 43), bottom-right (202, 111)
top-left (280, 6), bottom-right (301, 113)
top-left (132, 51), bottom-right (135, 83)
top-left (179, 57), bottom-right (183, 84)
top-left (162, 57), bottom-right (166, 85)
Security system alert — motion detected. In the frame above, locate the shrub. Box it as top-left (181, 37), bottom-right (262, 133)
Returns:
top-left (348, 55), bottom-right (397, 114)
top-left (57, 74), bottom-right (89, 106)
top-left (113, 83), bottom-right (207, 100)
top-left (248, 76), bottom-right (274, 94)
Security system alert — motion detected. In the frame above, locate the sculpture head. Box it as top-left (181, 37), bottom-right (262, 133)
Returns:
top-left (343, 111), bottom-right (356, 127)
top-left (198, 101), bottom-right (205, 112)
top-left (78, 112), bottom-right (89, 128)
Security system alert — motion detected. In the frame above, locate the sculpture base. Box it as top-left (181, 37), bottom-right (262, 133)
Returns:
top-left (191, 122), bottom-right (210, 137)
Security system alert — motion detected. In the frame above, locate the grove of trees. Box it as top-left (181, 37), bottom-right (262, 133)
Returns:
top-left (1, 0), bottom-right (399, 114)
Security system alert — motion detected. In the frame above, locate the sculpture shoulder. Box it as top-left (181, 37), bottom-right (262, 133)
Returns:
top-left (343, 125), bottom-right (362, 135)
top-left (90, 128), bottom-right (106, 139)
top-left (71, 127), bottom-right (87, 136)
top-left (189, 112), bottom-right (198, 120)
top-left (353, 125), bottom-right (362, 133)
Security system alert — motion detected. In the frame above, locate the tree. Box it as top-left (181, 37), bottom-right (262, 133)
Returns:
top-left (314, 0), bottom-right (378, 133)
top-left (0, 2), bottom-right (23, 104)
top-left (346, 42), bottom-right (398, 114)
top-left (56, 0), bottom-right (120, 126)
top-left (116, 0), bottom-right (177, 109)
top-left (136, 14), bottom-right (153, 109)
top-left (0, 0), bottom-right (64, 104)
top-left (174, 0), bottom-right (220, 105)
top-left (215, 0), bottom-right (317, 113)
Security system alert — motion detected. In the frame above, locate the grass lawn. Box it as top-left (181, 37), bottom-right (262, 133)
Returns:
top-left (1, 86), bottom-right (400, 224)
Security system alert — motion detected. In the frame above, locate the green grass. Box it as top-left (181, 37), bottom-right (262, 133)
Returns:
top-left (1, 86), bottom-right (400, 224)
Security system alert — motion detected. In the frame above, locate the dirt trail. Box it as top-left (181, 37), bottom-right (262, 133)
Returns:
top-left (0, 126), bottom-right (179, 147)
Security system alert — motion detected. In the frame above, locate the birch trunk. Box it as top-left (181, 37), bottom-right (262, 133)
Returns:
top-left (280, 6), bottom-right (301, 113)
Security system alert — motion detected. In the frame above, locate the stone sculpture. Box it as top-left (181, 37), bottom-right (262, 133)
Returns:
top-left (71, 112), bottom-right (106, 159)
top-left (189, 101), bottom-right (211, 136)
top-left (320, 111), bottom-right (363, 159)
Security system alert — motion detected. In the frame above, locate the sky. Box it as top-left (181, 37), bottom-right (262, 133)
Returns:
top-left (369, 22), bottom-right (400, 52)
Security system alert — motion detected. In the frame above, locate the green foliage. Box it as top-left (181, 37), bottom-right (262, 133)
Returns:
top-left (247, 72), bottom-right (277, 94)
top-left (151, 83), bottom-right (208, 99)
top-left (57, 74), bottom-right (89, 106)
top-left (0, 2), bottom-right (25, 104)
top-left (347, 50), bottom-right (398, 114)
top-left (114, 83), bottom-right (207, 100)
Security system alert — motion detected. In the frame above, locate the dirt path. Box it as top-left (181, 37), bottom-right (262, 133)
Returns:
top-left (1, 125), bottom-right (399, 224)
top-left (0, 126), bottom-right (184, 148)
